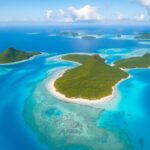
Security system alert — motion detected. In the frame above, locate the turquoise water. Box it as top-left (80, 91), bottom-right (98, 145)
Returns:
top-left (0, 26), bottom-right (150, 150)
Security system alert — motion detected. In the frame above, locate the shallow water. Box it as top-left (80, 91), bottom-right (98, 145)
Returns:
top-left (0, 25), bottom-right (150, 150)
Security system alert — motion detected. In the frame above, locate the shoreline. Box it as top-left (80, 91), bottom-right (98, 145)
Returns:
top-left (46, 69), bottom-right (131, 108)
top-left (0, 52), bottom-right (47, 66)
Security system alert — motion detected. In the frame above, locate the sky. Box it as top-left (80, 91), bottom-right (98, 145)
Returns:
top-left (0, 0), bottom-right (150, 25)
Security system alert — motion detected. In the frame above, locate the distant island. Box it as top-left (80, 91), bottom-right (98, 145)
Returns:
top-left (117, 34), bottom-right (122, 38)
top-left (56, 31), bottom-right (102, 39)
top-left (81, 35), bottom-right (97, 39)
top-left (56, 32), bottom-right (79, 37)
top-left (0, 48), bottom-right (41, 64)
top-left (53, 53), bottom-right (150, 100)
top-left (135, 33), bottom-right (150, 40)
top-left (115, 53), bottom-right (150, 68)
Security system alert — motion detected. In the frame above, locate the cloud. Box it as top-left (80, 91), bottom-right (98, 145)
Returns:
top-left (65, 5), bottom-right (103, 22)
top-left (46, 5), bottom-right (104, 23)
top-left (59, 9), bottom-right (74, 22)
top-left (138, 0), bottom-right (150, 18)
top-left (134, 13), bottom-right (146, 21)
top-left (46, 4), bottom-right (149, 23)
top-left (115, 12), bottom-right (127, 20)
top-left (46, 10), bottom-right (53, 19)
top-left (115, 11), bottom-right (147, 22)
top-left (139, 0), bottom-right (150, 6)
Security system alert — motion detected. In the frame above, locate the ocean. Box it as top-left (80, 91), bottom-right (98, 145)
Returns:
top-left (0, 25), bottom-right (150, 150)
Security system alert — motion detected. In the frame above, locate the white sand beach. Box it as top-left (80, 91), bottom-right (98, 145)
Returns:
top-left (46, 69), bottom-right (131, 109)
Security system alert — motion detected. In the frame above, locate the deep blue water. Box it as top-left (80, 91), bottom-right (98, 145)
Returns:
top-left (0, 25), bottom-right (150, 150)
top-left (0, 25), bottom-right (150, 54)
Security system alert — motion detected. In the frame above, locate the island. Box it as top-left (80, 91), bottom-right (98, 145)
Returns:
top-left (0, 48), bottom-right (41, 64)
top-left (56, 32), bottom-right (102, 40)
top-left (115, 53), bottom-right (150, 68)
top-left (117, 34), bottom-right (122, 38)
top-left (81, 35), bottom-right (97, 40)
top-left (54, 54), bottom-right (128, 100)
top-left (135, 33), bottom-right (150, 40)
top-left (52, 53), bottom-right (150, 100)
top-left (56, 32), bottom-right (79, 37)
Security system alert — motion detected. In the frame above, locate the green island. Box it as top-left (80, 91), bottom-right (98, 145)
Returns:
top-left (56, 32), bottom-right (102, 39)
top-left (0, 48), bottom-right (41, 64)
top-left (135, 33), bottom-right (150, 40)
top-left (81, 35), bottom-right (97, 39)
top-left (56, 32), bottom-right (79, 37)
top-left (115, 53), bottom-right (150, 68)
top-left (54, 53), bottom-right (150, 100)
top-left (117, 34), bottom-right (122, 38)
top-left (54, 54), bottom-right (128, 99)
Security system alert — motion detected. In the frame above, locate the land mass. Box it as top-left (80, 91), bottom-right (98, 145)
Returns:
top-left (135, 33), bottom-right (150, 40)
top-left (81, 35), bottom-right (97, 39)
top-left (117, 34), bottom-right (122, 38)
top-left (56, 32), bottom-right (79, 37)
top-left (54, 54), bottom-right (128, 100)
top-left (0, 48), bottom-right (41, 64)
top-left (56, 32), bottom-right (102, 39)
top-left (54, 53), bottom-right (150, 100)
top-left (115, 53), bottom-right (150, 68)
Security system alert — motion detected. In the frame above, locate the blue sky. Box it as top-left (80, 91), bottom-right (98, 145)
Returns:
top-left (0, 0), bottom-right (150, 25)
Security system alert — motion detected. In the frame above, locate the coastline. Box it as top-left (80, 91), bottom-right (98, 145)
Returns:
top-left (46, 69), bottom-right (131, 109)
top-left (0, 52), bottom-right (47, 66)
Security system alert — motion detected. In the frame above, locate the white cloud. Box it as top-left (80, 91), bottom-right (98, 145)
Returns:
top-left (115, 12), bottom-right (127, 20)
top-left (139, 0), bottom-right (150, 6)
top-left (45, 4), bottom-right (149, 23)
top-left (56, 5), bottom-right (104, 22)
top-left (46, 5), bottom-right (104, 23)
top-left (138, 0), bottom-right (150, 20)
top-left (134, 13), bottom-right (146, 21)
top-left (59, 9), bottom-right (65, 17)
top-left (59, 9), bottom-right (74, 22)
top-left (46, 10), bottom-right (53, 19)
top-left (66, 5), bottom-right (103, 21)
top-left (115, 11), bottom-right (147, 22)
